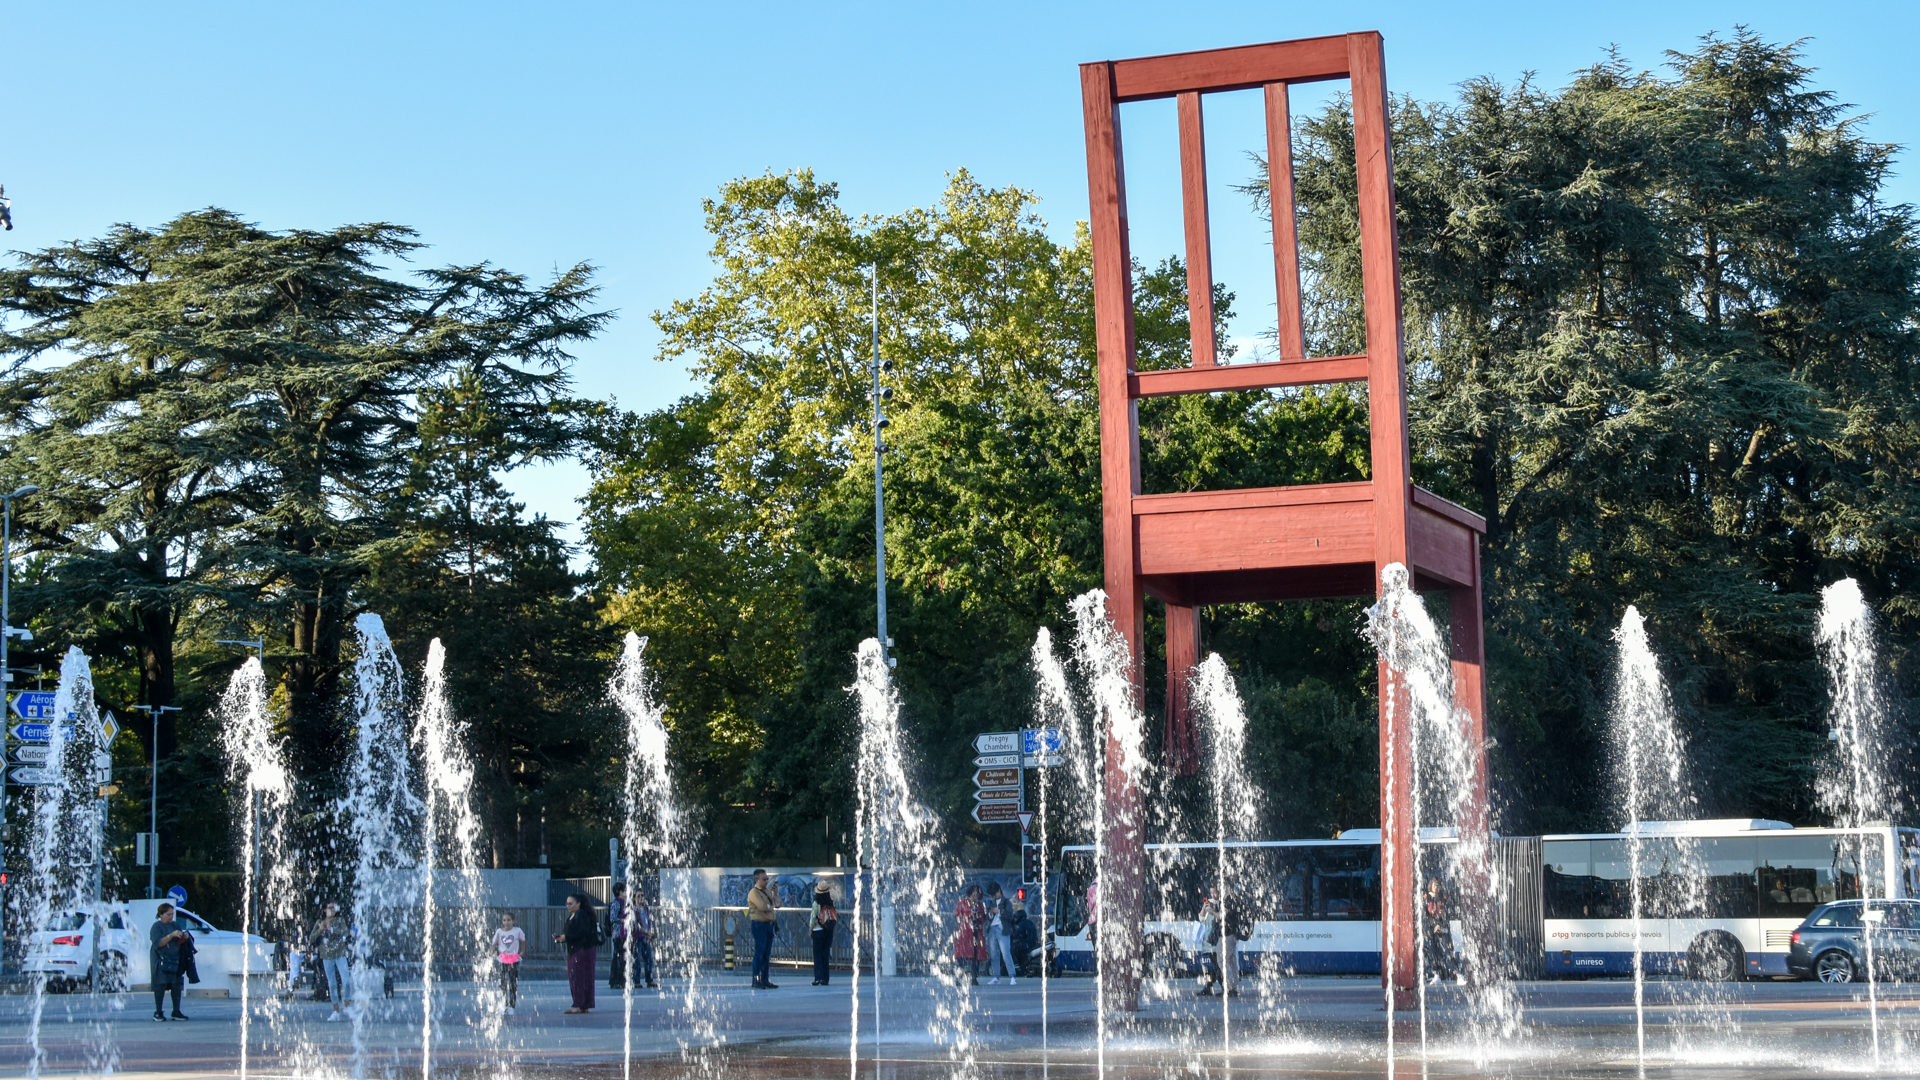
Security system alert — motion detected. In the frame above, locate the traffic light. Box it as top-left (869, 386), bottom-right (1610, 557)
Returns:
top-left (1021, 843), bottom-right (1043, 886)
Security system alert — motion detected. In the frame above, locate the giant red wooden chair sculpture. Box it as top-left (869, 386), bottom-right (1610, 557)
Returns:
top-left (1079, 31), bottom-right (1489, 1010)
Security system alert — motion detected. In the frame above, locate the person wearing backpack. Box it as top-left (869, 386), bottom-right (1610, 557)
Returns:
top-left (809, 883), bottom-right (838, 985)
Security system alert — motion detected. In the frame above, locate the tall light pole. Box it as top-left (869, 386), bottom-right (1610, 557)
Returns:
top-left (135, 703), bottom-right (181, 899)
top-left (0, 483), bottom-right (39, 978)
top-left (216, 638), bottom-right (266, 934)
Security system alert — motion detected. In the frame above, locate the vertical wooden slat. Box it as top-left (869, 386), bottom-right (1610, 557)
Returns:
top-left (1264, 82), bottom-right (1308, 361)
top-left (1079, 59), bottom-right (1145, 1017)
top-left (1177, 91), bottom-right (1217, 368)
top-left (1164, 604), bottom-right (1201, 776)
top-left (1349, 28), bottom-right (1417, 1010)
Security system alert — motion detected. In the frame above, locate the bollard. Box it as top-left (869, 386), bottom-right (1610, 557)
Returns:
top-left (724, 912), bottom-right (736, 970)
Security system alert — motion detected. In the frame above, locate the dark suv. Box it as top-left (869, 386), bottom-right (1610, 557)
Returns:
top-left (1788, 899), bottom-right (1920, 983)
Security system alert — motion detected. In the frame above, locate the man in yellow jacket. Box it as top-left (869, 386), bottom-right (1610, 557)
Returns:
top-left (747, 869), bottom-right (778, 989)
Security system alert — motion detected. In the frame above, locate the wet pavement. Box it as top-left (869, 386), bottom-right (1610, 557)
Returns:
top-left (6, 971), bottom-right (1920, 1078)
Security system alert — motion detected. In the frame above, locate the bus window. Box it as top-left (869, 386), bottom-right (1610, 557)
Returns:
top-left (1544, 840), bottom-right (1593, 919)
top-left (1589, 840), bottom-right (1633, 919)
top-left (1147, 847), bottom-right (1209, 921)
top-left (1310, 844), bottom-right (1380, 920)
top-left (1902, 831), bottom-right (1920, 898)
top-left (1273, 848), bottom-right (1313, 920)
top-left (1757, 835), bottom-right (1853, 918)
top-left (1695, 837), bottom-right (1758, 919)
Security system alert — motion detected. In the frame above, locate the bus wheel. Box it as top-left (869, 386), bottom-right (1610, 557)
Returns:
top-left (1686, 933), bottom-right (1744, 982)
top-left (1814, 950), bottom-right (1857, 984)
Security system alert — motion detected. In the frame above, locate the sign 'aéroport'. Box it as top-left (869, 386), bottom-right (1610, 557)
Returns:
top-left (971, 801), bottom-right (1021, 824)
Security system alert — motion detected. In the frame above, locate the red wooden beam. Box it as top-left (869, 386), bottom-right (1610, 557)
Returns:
top-left (1130, 354), bottom-right (1367, 397)
top-left (1177, 91), bottom-right (1217, 368)
top-left (1410, 485), bottom-right (1487, 534)
top-left (1078, 57), bottom-right (1147, 1019)
top-left (1110, 34), bottom-right (1352, 101)
top-left (1265, 82), bottom-right (1308, 361)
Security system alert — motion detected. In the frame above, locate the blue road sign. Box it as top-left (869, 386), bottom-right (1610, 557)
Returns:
top-left (167, 885), bottom-right (188, 907)
top-left (9, 722), bottom-right (69, 743)
top-left (1022, 727), bottom-right (1064, 755)
top-left (8, 691), bottom-right (56, 721)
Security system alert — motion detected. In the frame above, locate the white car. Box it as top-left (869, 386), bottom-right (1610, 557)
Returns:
top-left (22, 899), bottom-right (274, 994)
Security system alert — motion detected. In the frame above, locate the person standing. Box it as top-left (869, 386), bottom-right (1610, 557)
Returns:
top-left (491, 911), bottom-right (526, 1014)
top-left (984, 882), bottom-right (1016, 986)
top-left (149, 903), bottom-right (190, 1021)
top-left (1194, 889), bottom-right (1240, 997)
top-left (809, 884), bottom-right (838, 986)
top-left (747, 869), bottom-right (778, 989)
top-left (633, 894), bottom-right (657, 989)
top-left (607, 882), bottom-right (630, 989)
top-left (312, 903), bottom-right (353, 1021)
top-left (553, 893), bottom-right (600, 1013)
top-left (1422, 878), bottom-right (1454, 981)
top-left (954, 884), bottom-right (987, 986)
top-left (1085, 878), bottom-right (1099, 971)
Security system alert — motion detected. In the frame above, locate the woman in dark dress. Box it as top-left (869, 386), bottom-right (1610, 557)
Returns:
top-left (552, 893), bottom-right (600, 1013)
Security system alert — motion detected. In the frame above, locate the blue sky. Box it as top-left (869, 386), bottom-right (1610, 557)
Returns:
top-left (6, 2), bottom-right (1917, 552)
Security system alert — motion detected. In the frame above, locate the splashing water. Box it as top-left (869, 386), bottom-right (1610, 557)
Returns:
top-left (609, 632), bottom-right (717, 1077)
top-left (216, 657), bottom-right (292, 1079)
top-left (340, 614), bottom-right (421, 1078)
top-left (23, 647), bottom-right (119, 1080)
top-left (1067, 589), bottom-right (1149, 1076)
top-left (1817, 579), bottom-right (1899, 1064)
top-left (414, 639), bottom-right (498, 1078)
top-left (1610, 606), bottom-right (1735, 1070)
top-left (849, 637), bottom-right (968, 1075)
top-left (1365, 564), bottom-right (1517, 1066)
top-left (1029, 628), bottom-right (1074, 1080)
top-left (1190, 654), bottom-right (1269, 1065)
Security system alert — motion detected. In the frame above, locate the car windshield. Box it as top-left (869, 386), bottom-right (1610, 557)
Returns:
top-left (1810, 905), bottom-right (1863, 928)
top-left (47, 913), bottom-right (87, 931)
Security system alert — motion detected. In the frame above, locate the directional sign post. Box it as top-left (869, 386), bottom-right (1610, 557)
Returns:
top-left (9, 744), bottom-right (49, 765)
top-left (971, 802), bottom-right (1021, 825)
top-left (8, 766), bottom-right (57, 786)
top-left (1021, 727), bottom-right (1065, 756)
top-left (972, 732), bottom-right (1028, 824)
top-left (973, 732), bottom-right (1020, 755)
top-left (7, 691), bottom-right (57, 721)
top-left (1022, 754), bottom-right (1065, 768)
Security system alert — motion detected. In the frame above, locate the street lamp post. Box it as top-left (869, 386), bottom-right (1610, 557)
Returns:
top-left (215, 638), bottom-right (265, 935)
top-left (0, 483), bottom-right (39, 977)
top-left (135, 703), bottom-right (181, 899)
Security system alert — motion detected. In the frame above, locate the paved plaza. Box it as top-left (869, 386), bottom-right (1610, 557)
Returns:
top-left (5, 973), bottom-right (1919, 1078)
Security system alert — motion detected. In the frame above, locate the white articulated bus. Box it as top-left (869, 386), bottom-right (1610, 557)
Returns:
top-left (1053, 837), bottom-right (1389, 977)
top-left (1541, 820), bottom-right (1920, 979)
top-left (1050, 821), bottom-right (1918, 981)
